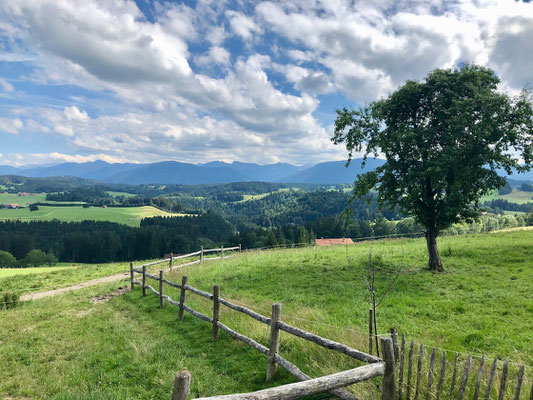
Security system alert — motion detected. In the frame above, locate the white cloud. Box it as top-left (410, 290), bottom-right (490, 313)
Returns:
top-left (225, 10), bottom-right (261, 41)
top-left (195, 46), bottom-right (231, 66)
top-left (0, 0), bottom-right (532, 166)
top-left (0, 78), bottom-right (14, 92)
top-left (0, 117), bottom-right (22, 134)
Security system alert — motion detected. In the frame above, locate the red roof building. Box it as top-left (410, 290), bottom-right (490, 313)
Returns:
top-left (315, 238), bottom-right (354, 246)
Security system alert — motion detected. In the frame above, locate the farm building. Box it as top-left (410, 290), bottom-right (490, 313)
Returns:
top-left (2, 203), bottom-right (20, 209)
top-left (315, 238), bottom-right (353, 246)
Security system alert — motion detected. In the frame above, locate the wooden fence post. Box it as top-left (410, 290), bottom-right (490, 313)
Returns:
top-left (200, 246), bottom-right (204, 263)
top-left (221, 245), bottom-right (224, 258)
top-left (212, 285), bottom-right (220, 341)
top-left (142, 265), bottom-right (147, 296)
top-left (169, 253), bottom-right (173, 270)
top-left (178, 276), bottom-right (188, 320)
top-left (266, 303), bottom-right (282, 382)
top-left (369, 309), bottom-right (374, 355)
top-left (172, 370), bottom-right (191, 400)
top-left (159, 270), bottom-right (165, 308)
top-left (381, 337), bottom-right (396, 400)
top-left (239, 243), bottom-right (242, 253)
top-left (390, 327), bottom-right (399, 361)
top-left (130, 262), bottom-right (134, 290)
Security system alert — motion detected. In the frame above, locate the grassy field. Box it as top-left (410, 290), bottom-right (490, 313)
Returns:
top-left (0, 266), bottom-right (71, 279)
top-left (106, 191), bottom-right (136, 198)
top-left (0, 262), bottom-right (129, 295)
top-left (0, 231), bottom-right (531, 399)
top-left (482, 188), bottom-right (533, 204)
top-left (0, 192), bottom-right (47, 206)
top-left (0, 205), bottom-right (184, 227)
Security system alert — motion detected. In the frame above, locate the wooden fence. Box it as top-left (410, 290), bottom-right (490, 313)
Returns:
top-left (130, 250), bottom-right (396, 400)
top-left (387, 328), bottom-right (532, 400)
top-left (130, 249), bottom-right (530, 400)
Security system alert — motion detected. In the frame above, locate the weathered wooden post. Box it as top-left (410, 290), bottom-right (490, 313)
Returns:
top-left (239, 243), bottom-right (242, 253)
top-left (171, 370), bottom-right (191, 400)
top-left (200, 246), bottom-right (204, 263)
top-left (159, 270), bottom-right (165, 308)
top-left (369, 309), bottom-right (374, 355)
top-left (212, 285), bottom-right (220, 341)
top-left (390, 327), bottom-right (399, 361)
top-left (178, 276), bottom-right (188, 320)
top-left (130, 262), bottom-right (134, 290)
top-left (498, 360), bottom-right (509, 400)
top-left (221, 245), bottom-right (224, 258)
top-left (142, 265), bottom-right (147, 296)
top-left (266, 303), bottom-right (282, 381)
top-left (381, 337), bottom-right (397, 400)
top-left (169, 252), bottom-right (173, 270)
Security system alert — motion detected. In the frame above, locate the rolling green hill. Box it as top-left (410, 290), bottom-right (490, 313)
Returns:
top-left (0, 230), bottom-right (531, 399)
top-left (0, 205), bottom-right (184, 227)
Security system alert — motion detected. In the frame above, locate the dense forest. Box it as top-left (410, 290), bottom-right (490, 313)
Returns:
top-left (1, 176), bottom-right (533, 264)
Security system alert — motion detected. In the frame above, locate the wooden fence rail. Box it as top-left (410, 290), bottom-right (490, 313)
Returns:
top-left (130, 261), bottom-right (395, 400)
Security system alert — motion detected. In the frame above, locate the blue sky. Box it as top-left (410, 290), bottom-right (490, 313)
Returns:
top-left (0, 0), bottom-right (532, 166)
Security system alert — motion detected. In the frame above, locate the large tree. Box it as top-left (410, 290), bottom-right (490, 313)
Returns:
top-left (332, 65), bottom-right (533, 271)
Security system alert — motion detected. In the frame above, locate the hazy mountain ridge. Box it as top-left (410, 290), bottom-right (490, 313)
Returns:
top-left (1, 159), bottom-right (531, 185)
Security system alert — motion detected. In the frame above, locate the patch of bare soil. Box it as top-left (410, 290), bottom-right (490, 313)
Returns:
top-left (20, 272), bottom-right (129, 301)
top-left (89, 286), bottom-right (130, 304)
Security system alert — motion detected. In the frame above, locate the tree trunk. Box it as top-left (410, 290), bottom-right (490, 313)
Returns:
top-left (425, 229), bottom-right (444, 272)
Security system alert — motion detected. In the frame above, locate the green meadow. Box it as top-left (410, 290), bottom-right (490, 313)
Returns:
top-left (0, 192), bottom-right (48, 206)
top-left (0, 230), bottom-right (531, 399)
top-left (482, 188), bottom-right (533, 204)
top-left (0, 205), bottom-right (183, 227)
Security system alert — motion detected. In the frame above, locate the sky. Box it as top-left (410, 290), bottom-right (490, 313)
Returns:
top-left (0, 0), bottom-right (532, 167)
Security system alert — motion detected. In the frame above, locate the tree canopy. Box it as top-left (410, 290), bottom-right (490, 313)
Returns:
top-left (332, 65), bottom-right (533, 271)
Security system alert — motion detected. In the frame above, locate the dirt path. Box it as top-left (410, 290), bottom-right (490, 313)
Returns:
top-left (20, 272), bottom-right (130, 301)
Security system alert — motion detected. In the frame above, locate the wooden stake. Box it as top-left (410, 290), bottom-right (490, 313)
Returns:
top-left (239, 243), bottom-right (242, 253)
top-left (484, 358), bottom-right (498, 400)
top-left (221, 245), bottom-right (224, 258)
top-left (399, 334), bottom-right (406, 400)
top-left (169, 252), bottom-right (173, 270)
top-left (381, 337), bottom-right (397, 400)
top-left (407, 340), bottom-right (415, 400)
top-left (369, 309), bottom-right (374, 355)
top-left (414, 344), bottom-right (423, 400)
top-left (436, 350), bottom-right (446, 400)
top-left (449, 353), bottom-right (458, 400)
top-left (212, 285), bottom-right (220, 341)
top-left (427, 348), bottom-right (436, 398)
top-left (178, 276), bottom-right (188, 320)
top-left (200, 246), bottom-right (204, 263)
top-left (457, 355), bottom-right (472, 400)
top-left (266, 303), bottom-right (282, 382)
top-left (172, 370), bottom-right (191, 400)
top-left (474, 355), bottom-right (485, 400)
top-left (130, 262), bottom-right (134, 290)
top-left (142, 265), bottom-right (147, 296)
top-left (498, 360), bottom-right (509, 400)
top-left (159, 270), bottom-right (164, 308)
top-left (513, 365), bottom-right (525, 400)
top-left (390, 327), bottom-right (399, 361)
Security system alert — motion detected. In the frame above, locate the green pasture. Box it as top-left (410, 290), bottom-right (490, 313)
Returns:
top-left (106, 191), bottom-right (136, 198)
top-left (0, 262), bottom-right (129, 295)
top-left (482, 188), bottom-right (533, 204)
top-left (0, 205), bottom-right (183, 227)
top-left (0, 266), bottom-right (71, 279)
top-left (0, 192), bottom-right (47, 206)
top-left (0, 230), bottom-right (531, 399)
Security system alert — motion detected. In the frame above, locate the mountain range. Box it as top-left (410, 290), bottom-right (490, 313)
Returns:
top-left (1, 159), bottom-right (532, 185)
